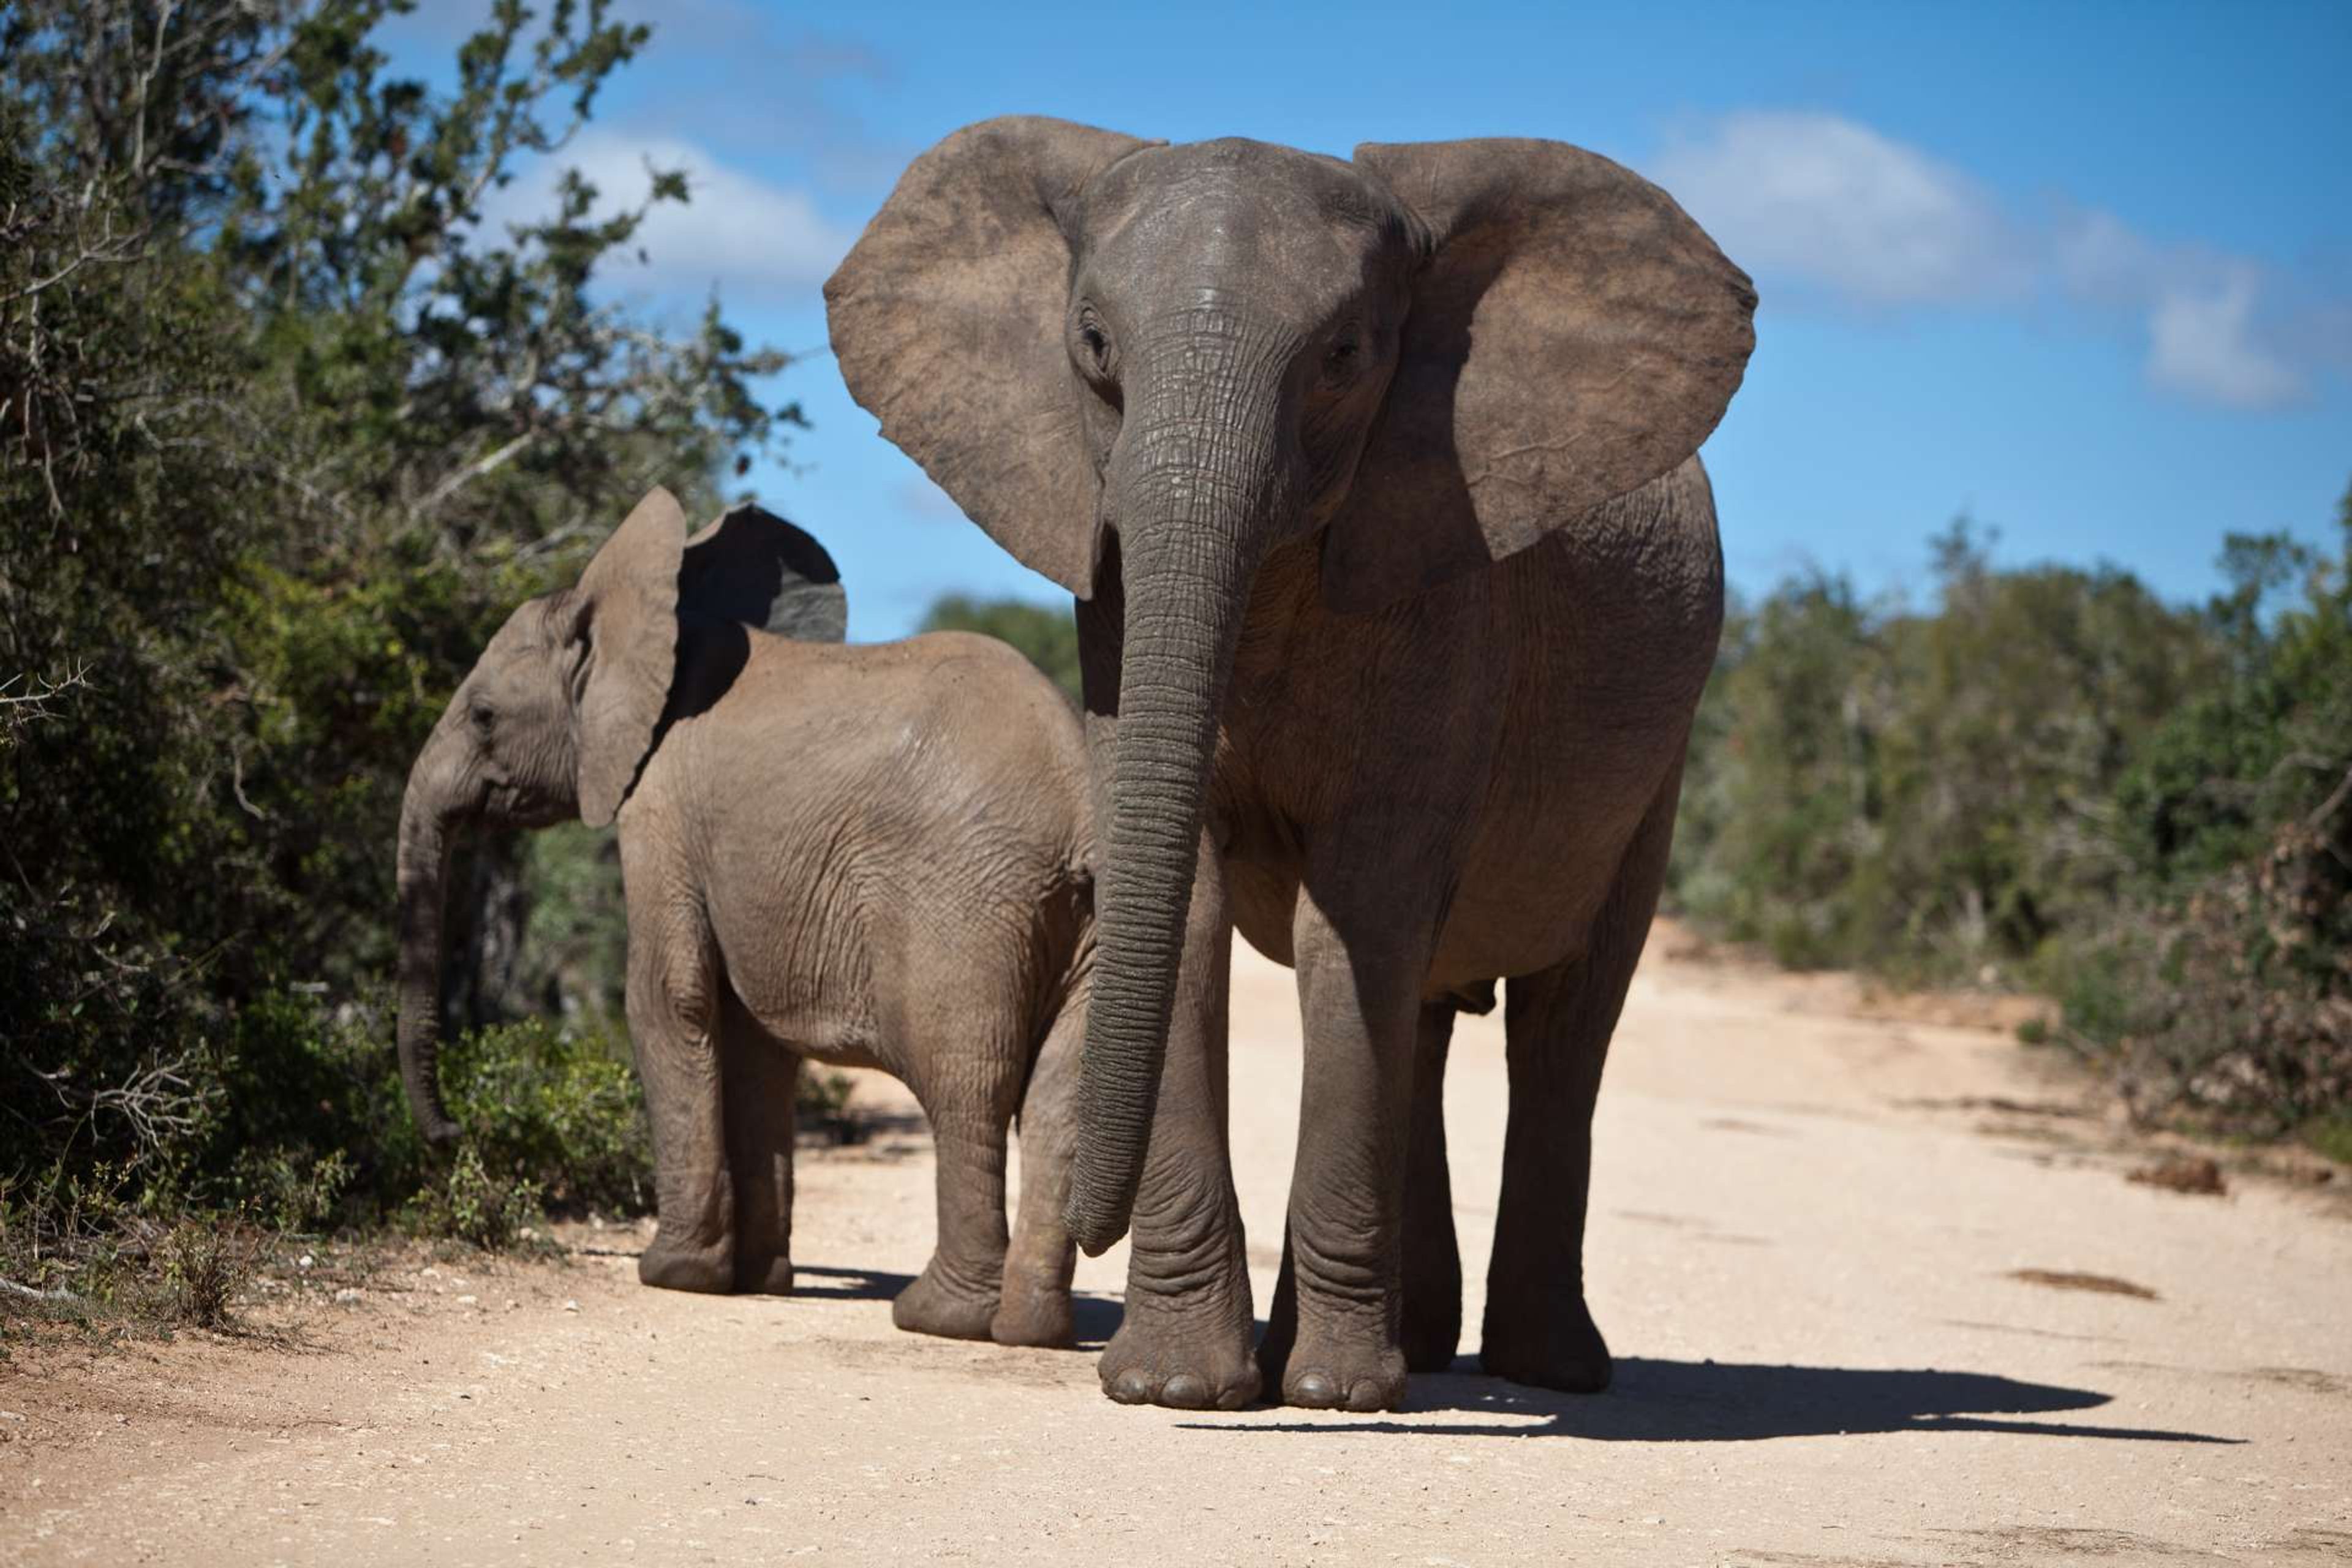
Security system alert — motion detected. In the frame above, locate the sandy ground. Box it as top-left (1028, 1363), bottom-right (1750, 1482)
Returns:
top-left (3, 927), bottom-right (2348, 1566)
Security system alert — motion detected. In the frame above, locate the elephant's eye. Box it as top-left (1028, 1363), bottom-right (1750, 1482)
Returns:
top-left (469, 699), bottom-right (495, 735)
top-left (1321, 333), bottom-right (1362, 383)
top-left (1075, 308), bottom-right (1113, 374)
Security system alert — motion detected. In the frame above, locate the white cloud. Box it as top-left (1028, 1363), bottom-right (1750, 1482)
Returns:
top-left (483, 130), bottom-right (855, 303)
top-left (1653, 110), bottom-right (2022, 306)
top-left (2148, 273), bottom-right (2303, 410)
top-left (1651, 110), bottom-right (2332, 410)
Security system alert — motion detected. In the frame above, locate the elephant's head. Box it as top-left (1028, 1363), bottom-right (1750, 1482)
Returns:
top-left (824, 119), bottom-right (1754, 1251)
top-left (394, 488), bottom-right (845, 1144)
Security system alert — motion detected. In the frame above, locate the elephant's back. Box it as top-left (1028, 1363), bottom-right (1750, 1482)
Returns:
top-left (671, 631), bottom-right (1092, 1066)
top-left (875, 630), bottom-right (1093, 853)
top-left (703, 630), bottom-right (1093, 876)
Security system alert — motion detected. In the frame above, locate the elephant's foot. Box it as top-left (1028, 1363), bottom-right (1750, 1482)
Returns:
top-left (891, 1258), bottom-right (1000, 1341)
top-left (733, 1250), bottom-right (794, 1295)
top-left (638, 1231), bottom-right (735, 1295)
top-left (990, 1275), bottom-right (1074, 1349)
top-left (1099, 1286), bottom-right (1260, 1410)
top-left (1479, 1292), bottom-right (1613, 1393)
top-left (1263, 1319), bottom-right (1409, 1412)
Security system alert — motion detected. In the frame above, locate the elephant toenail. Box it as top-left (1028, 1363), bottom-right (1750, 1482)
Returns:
top-left (1159, 1373), bottom-right (1210, 1409)
top-left (1291, 1371), bottom-right (1338, 1407)
top-left (1108, 1370), bottom-right (1155, 1404)
top-left (1344, 1379), bottom-right (1390, 1413)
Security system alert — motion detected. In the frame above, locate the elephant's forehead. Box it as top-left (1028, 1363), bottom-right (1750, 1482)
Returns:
top-left (1083, 140), bottom-right (1398, 308)
top-left (483, 598), bottom-right (556, 661)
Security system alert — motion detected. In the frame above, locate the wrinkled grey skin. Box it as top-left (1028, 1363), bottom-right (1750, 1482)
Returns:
top-left (827, 121), bottom-right (1754, 1409)
top-left (395, 490), bottom-right (1095, 1347)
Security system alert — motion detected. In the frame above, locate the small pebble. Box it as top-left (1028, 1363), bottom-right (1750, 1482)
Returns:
top-left (563, 1299), bottom-right (580, 1313)
top-left (334, 1287), bottom-right (362, 1305)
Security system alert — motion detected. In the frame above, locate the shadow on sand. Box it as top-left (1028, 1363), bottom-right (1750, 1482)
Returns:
top-left (790, 1264), bottom-right (1125, 1348)
top-left (1178, 1357), bottom-right (2242, 1443)
top-left (711, 1267), bottom-right (2239, 1443)
top-left (788, 1263), bottom-right (914, 1301)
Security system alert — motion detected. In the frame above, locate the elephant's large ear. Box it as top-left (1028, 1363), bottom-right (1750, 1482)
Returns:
top-left (1327, 139), bottom-right (1756, 614)
top-left (571, 487), bottom-right (687, 827)
top-left (680, 505), bottom-right (846, 643)
top-left (824, 116), bottom-right (1161, 598)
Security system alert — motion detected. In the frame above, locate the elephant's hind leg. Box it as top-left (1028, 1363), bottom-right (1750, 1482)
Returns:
top-left (1479, 758), bottom-right (1683, 1393)
top-left (1401, 1001), bottom-right (1463, 1373)
top-left (720, 993), bottom-right (797, 1295)
top-left (892, 1019), bottom-right (1024, 1343)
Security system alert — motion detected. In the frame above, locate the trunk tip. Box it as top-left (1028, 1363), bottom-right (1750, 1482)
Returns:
top-left (1063, 1188), bottom-right (1134, 1257)
top-left (420, 1114), bottom-right (462, 1148)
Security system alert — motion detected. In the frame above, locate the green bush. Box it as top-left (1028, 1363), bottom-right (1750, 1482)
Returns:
top-left (404, 1147), bottom-right (546, 1253)
top-left (435, 1018), bottom-right (652, 1219)
top-left (1671, 500), bottom-right (2351, 1147)
top-left (1, 0), bottom-right (790, 1304)
top-left (160, 1218), bottom-right (266, 1330)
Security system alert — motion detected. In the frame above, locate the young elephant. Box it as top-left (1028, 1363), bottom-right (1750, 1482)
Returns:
top-left (394, 488), bottom-right (1095, 1347)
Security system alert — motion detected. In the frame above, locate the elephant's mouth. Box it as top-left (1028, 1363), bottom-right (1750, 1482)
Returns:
top-left (484, 780), bottom-right (570, 831)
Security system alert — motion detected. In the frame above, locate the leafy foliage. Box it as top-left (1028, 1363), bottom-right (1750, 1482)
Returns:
top-left (432, 1017), bottom-right (649, 1217)
top-left (1, 0), bottom-right (790, 1288)
top-left (1672, 500), bottom-right (2352, 1147)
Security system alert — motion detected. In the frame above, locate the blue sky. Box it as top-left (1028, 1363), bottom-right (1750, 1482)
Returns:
top-left (390, 0), bottom-right (2352, 639)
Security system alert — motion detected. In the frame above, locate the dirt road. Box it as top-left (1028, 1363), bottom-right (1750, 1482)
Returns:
top-left (4, 929), bottom-right (2348, 1565)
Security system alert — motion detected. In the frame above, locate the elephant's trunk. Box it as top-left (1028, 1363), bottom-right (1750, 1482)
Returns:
top-left (1065, 316), bottom-right (1292, 1255)
top-left (395, 720), bottom-right (471, 1146)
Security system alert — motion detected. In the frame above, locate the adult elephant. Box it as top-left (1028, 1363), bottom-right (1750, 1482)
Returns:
top-left (826, 119), bottom-right (1754, 1411)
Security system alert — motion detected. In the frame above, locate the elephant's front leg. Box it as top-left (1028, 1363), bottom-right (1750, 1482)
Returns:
top-left (995, 997), bottom-right (1083, 1348)
top-left (1098, 826), bottom-right (1259, 1409)
top-left (1262, 871), bottom-right (1441, 1412)
top-left (628, 929), bottom-right (737, 1294)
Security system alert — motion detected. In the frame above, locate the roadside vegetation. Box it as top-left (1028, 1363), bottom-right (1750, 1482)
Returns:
top-left (0, 0), bottom-right (793, 1335)
top-left (1670, 509), bottom-right (2351, 1159)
